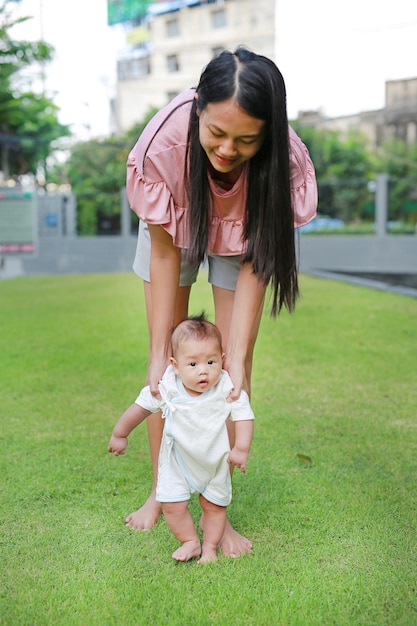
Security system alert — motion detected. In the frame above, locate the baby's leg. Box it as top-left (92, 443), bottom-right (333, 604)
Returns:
top-left (198, 496), bottom-right (227, 564)
top-left (162, 500), bottom-right (201, 561)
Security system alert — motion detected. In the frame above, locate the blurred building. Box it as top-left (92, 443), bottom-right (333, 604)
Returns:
top-left (109, 1), bottom-right (417, 148)
top-left (298, 76), bottom-right (417, 149)
top-left (111, 0), bottom-right (276, 133)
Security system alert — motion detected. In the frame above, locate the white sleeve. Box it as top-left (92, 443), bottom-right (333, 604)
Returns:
top-left (229, 390), bottom-right (255, 422)
top-left (135, 386), bottom-right (162, 413)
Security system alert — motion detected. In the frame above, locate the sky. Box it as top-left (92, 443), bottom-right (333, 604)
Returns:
top-left (11, 0), bottom-right (125, 139)
top-left (10, 0), bottom-right (417, 139)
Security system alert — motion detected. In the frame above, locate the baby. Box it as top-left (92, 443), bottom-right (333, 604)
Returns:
top-left (108, 313), bottom-right (254, 563)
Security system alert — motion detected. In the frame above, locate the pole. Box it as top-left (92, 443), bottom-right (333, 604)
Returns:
top-left (375, 173), bottom-right (389, 237)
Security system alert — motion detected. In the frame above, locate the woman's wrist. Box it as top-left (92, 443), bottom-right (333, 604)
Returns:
top-left (224, 344), bottom-right (246, 367)
top-left (149, 341), bottom-right (172, 362)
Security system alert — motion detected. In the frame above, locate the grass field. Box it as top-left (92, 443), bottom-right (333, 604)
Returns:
top-left (1, 272), bottom-right (416, 626)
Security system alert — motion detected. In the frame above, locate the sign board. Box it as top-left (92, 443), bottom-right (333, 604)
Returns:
top-left (107, 0), bottom-right (151, 25)
top-left (0, 189), bottom-right (37, 256)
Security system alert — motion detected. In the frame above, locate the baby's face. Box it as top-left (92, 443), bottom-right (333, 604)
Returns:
top-left (171, 337), bottom-right (223, 396)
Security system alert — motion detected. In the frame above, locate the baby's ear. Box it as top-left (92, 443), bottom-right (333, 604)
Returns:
top-left (221, 352), bottom-right (225, 362)
top-left (170, 356), bottom-right (179, 373)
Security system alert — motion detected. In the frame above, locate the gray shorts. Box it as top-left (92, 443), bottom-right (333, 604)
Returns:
top-left (133, 221), bottom-right (244, 291)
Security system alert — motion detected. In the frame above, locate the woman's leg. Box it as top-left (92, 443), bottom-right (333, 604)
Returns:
top-left (199, 496), bottom-right (227, 563)
top-left (162, 501), bottom-right (201, 561)
top-left (209, 284), bottom-right (263, 556)
top-left (125, 281), bottom-right (191, 530)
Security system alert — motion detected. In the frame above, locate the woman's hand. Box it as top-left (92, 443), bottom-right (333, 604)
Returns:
top-left (146, 354), bottom-right (171, 397)
top-left (223, 355), bottom-right (247, 402)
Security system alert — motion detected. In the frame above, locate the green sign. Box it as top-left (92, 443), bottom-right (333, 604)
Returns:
top-left (107, 0), bottom-right (151, 25)
top-left (0, 189), bottom-right (36, 255)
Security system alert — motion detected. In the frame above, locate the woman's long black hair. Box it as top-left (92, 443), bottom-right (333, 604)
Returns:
top-left (185, 47), bottom-right (297, 316)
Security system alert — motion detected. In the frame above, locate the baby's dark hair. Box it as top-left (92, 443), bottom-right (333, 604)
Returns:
top-left (171, 312), bottom-right (223, 356)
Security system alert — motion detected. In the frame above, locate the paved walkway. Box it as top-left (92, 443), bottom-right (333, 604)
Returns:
top-left (310, 270), bottom-right (417, 299)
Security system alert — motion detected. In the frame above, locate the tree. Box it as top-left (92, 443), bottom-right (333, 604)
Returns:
top-left (375, 138), bottom-right (417, 224)
top-left (292, 122), bottom-right (374, 221)
top-left (0, 0), bottom-right (70, 180)
top-left (65, 111), bottom-right (157, 235)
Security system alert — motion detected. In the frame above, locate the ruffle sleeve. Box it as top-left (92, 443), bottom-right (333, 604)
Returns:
top-left (125, 91), bottom-right (194, 247)
top-left (126, 147), bottom-right (189, 248)
top-left (289, 126), bottom-right (318, 228)
top-left (127, 151), bottom-right (171, 224)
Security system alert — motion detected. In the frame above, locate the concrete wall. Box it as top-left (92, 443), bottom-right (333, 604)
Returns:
top-left (0, 236), bottom-right (137, 279)
top-left (1, 179), bottom-right (416, 281)
top-left (298, 235), bottom-right (417, 274)
top-left (0, 232), bottom-right (414, 281)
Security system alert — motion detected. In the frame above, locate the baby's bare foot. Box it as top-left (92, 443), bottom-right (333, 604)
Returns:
top-left (125, 496), bottom-right (162, 531)
top-left (172, 540), bottom-right (201, 562)
top-left (198, 547), bottom-right (218, 564)
top-left (219, 519), bottom-right (252, 558)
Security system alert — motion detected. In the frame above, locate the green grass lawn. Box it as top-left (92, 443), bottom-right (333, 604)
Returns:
top-left (1, 272), bottom-right (416, 626)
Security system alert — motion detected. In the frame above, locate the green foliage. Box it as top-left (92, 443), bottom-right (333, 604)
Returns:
top-left (0, 0), bottom-right (71, 179)
top-left (375, 138), bottom-right (417, 224)
top-left (6, 91), bottom-right (69, 174)
top-left (1, 273), bottom-right (416, 625)
top-left (66, 138), bottom-right (128, 235)
top-left (294, 121), bottom-right (417, 224)
top-left (65, 109), bottom-right (157, 235)
top-left (376, 137), bottom-right (417, 178)
top-left (293, 122), bottom-right (375, 220)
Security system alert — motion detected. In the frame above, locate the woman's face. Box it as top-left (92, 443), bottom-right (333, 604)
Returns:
top-left (198, 98), bottom-right (266, 180)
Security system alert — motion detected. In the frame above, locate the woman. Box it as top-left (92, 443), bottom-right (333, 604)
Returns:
top-left (124, 47), bottom-right (317, 556)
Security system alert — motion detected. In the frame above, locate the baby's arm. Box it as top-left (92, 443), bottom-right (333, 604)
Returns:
top-left (227, 419), bottom-right (254, 473)
top-left (108, 403), bottom-right (151, 456)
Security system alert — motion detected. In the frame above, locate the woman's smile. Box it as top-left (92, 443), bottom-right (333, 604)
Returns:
top-left (198, 98), bottom-right (265, 175)
top-left (214, 152), bottom-right (237, 167)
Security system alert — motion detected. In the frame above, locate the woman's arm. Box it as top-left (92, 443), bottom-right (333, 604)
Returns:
top-left (224, 262), bottom-right (266, 400)
top-left (147, 224), bottom-right (181, 394)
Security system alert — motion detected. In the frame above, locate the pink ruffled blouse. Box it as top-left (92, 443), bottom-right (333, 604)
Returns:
top-left (126, 89), bottom-right (317, 256)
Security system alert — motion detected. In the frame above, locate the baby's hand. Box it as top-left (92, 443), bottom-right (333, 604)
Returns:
top-left (108, 434), bottom-right (128, 456)
top-left (227, 447), bottom-right (249, 473)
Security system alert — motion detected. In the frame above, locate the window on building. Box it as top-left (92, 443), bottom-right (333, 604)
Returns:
top-left (167, 54), bottom-right (180, 73)
top-left (212, 46), bottom-right (225, 58)
top-left (166, 18), bottom-right (180, 37)
top-left (117, 57), bottom-right (151, 81)
top-left (212, 8), bottom-right (226, 29)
